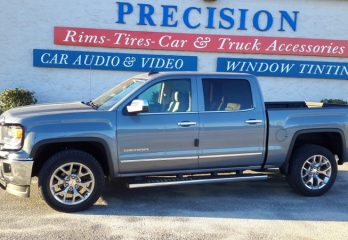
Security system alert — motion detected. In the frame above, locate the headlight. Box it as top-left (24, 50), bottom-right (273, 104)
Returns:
top-left (1, 125), bottom-right (24, 150)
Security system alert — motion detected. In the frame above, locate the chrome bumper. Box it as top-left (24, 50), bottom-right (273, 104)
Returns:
top-left (0, 151), bottom-right (33, 197)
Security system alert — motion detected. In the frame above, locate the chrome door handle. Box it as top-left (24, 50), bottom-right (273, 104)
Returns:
top-left (178, 121), bottom-right (197, 127)
top-left (245, 119), bottom-right (263, 125)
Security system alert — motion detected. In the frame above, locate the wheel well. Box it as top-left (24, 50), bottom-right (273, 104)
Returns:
top-left (281, 131), bottom-right (344, 172)
top-left (31, 141), bottom-right (110, 177)
top-left (293, 132), bottom-right (343, 160)
top-left (281, 131), bottom-right (344, 174)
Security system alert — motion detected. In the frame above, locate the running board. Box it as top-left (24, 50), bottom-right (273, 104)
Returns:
top-left (127, 174), bottom-right (269, 189)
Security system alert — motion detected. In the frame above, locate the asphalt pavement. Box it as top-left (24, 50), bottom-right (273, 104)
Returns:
top-left (1, 165), bottom-right (348, 240)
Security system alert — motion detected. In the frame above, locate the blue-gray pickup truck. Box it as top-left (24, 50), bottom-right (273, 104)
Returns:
top-left (1, 72), bottom-right (347, 212)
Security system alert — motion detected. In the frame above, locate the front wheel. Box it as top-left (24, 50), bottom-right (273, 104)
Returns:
top-left (287, 144), bottom-right (337, 196)
top-left (39, 150), bottom-right (105, 212)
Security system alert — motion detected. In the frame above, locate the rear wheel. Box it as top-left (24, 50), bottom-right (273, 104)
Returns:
top-left (39, 150), bottom-right (105, 212)
top-left (287, 144), bottom-right (337, 196)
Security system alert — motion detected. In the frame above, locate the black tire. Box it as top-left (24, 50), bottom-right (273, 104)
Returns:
top-left (287, 144), bottom-right (337, 196)
top-left (38, 150), bottom-right (105, 212)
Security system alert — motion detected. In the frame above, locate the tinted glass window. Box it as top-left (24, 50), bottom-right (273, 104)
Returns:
top-left (137, 79), bottom-right (191, 113)
top-left (202, 79), bottom-right (253, 111)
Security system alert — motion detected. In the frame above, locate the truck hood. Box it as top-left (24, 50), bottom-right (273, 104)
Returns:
top-left (1, 102), bottom-right (94, 124)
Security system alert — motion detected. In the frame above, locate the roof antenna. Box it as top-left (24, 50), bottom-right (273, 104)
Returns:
top-left (148, 69), bottom-right (159, 76)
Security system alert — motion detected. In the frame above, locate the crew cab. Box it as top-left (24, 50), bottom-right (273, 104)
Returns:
top-left (0, 72), bottom-right (347, 212)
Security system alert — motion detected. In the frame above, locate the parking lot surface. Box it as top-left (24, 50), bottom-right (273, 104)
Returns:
top-left (1, 165), bottom-right (348, 240)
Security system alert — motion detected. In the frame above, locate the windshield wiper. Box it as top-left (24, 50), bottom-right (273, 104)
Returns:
top-left (82, 101), bottom-right (98, 110)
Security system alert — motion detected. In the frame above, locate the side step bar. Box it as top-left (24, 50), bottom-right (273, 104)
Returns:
top-left (127, 174), bottom-right (269, 189)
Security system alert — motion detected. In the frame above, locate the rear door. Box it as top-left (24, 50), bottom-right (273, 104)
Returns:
top-left (116, 77), bottom-right (199, 173)
top-left (197, 76), bottom-right (267, 168)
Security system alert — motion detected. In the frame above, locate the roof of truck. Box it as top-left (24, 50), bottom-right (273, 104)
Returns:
top-left (134, 72), bottom-right (254, 81)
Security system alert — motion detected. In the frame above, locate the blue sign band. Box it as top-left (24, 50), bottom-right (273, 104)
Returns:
top-left (217, 58), bottom-right (348, 80)
top-left (33, 49), bottom-right (197, 72)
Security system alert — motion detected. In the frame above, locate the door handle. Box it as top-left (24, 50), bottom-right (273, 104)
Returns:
top-left (178, 121), bottom-right (197, 127)
top-left (245, 119), bottom-right (263, 125)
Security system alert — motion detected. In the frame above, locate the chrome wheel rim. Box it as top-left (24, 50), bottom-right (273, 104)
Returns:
top-left (301, 155), bottom-right (332, 190)
top-left (49, 162), bottom-right (95, 205)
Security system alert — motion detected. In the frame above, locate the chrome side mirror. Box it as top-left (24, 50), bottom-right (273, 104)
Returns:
top-left (127, 99), bottom-right (149, 114)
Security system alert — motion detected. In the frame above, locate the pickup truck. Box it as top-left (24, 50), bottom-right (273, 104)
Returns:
top-left (0, 72), bottom-right (347, 212)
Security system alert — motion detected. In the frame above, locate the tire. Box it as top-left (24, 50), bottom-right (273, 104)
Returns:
top-left (38, 150), bottom-right (105, 212)
top-left (287, 144), bottom-right (337, 196)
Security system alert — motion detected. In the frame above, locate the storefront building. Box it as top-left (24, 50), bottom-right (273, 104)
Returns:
top-left (0, 0), bottom-right (347, 103)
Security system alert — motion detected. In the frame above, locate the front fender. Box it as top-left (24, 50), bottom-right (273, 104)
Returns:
top-left (25, 121), bottom-right (118, 177)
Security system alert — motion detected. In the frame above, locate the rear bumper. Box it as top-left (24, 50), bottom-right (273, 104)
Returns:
top-left (0, 151), bottom-right (33, 197)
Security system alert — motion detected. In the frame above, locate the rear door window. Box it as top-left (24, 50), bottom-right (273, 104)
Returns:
top-left (202, 79), bottom-right (253, 112)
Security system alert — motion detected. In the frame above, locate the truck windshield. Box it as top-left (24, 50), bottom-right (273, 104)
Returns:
top-left (92, 77), bottom-right (145, 110)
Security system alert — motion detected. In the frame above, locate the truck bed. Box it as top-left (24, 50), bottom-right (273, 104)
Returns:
top-left (265, 101), bottom-right (348, 109)
top-left (265, 105), bottom-right (348, 167)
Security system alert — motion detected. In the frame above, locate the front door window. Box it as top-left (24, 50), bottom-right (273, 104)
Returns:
top-left (137, 79), bottom-right (192, 113)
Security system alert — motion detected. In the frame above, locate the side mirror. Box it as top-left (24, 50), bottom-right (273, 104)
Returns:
top-left (127, 99), bottom-right (149, 114)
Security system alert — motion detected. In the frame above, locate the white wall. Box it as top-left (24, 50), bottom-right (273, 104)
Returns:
top-left (0, 0), bottom-right (347, 103)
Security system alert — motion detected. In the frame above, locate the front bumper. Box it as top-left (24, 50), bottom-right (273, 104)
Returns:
top-left (0, 151), bottom-right (33, 197)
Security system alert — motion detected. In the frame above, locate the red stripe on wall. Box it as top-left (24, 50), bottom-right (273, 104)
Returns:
top-left (54, 26), bottom-right (348, 58)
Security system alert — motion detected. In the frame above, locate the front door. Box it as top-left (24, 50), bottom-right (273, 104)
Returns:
top-left (198, 77), bottom-right (267, 168)
top-left (117, 78), bottom-right (199, 173)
